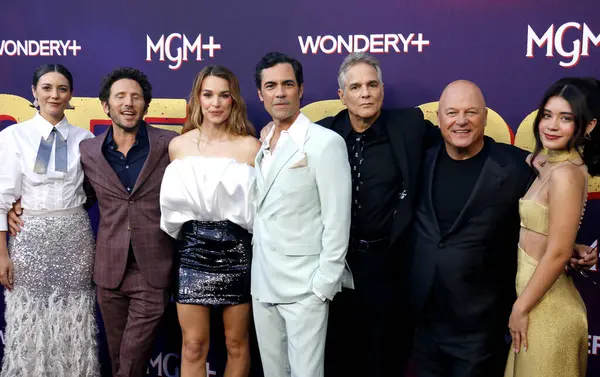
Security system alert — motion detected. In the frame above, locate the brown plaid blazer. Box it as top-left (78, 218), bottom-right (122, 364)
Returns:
top-left (80, 124), bottom-right (177, 289)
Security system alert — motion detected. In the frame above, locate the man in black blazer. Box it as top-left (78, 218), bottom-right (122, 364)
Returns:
top-left (405, 80), bottom-right (535, 377)
top-left (317, 52), bottom-right (435, 377)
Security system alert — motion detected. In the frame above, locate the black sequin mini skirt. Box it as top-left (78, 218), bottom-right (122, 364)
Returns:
top-left (175, 220), bottom-right (252, 306)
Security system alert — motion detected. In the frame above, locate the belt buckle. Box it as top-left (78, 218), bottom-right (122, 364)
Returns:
top-left (357, 239), bottom-right (370, 252)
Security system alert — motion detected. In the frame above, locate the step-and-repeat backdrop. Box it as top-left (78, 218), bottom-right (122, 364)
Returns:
top-left (1, 0), bottom-right (600, 375)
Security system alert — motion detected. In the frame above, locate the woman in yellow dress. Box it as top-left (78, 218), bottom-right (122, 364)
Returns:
top-left (504, 77), bottom-right (600, 377)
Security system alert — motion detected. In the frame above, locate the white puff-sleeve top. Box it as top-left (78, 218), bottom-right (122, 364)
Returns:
top-left (159, 156), bottom-right (256, 239)
top-left (0, 113), bottom-right (93, 231)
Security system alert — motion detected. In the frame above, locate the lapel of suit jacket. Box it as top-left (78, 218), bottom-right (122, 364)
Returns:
top-left (445, 139), bottom-right (507, 237)
top-left (384, 110), bottom-right (411, 195)
top-left (257, 135), bottom-right (298, 207)
top-left (255, 145), bottom-right (266, 192)
top-left (89, 129), bottom-right (129, 196)
top-left (426, 143), bottom-right (443, 237)
top-left (131, 124), bottom-right (165, 196)
top-left (258, 114), bottom-right (311, 207)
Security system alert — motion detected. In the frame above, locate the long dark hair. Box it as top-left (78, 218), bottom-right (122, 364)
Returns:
top-left (531, 77), bottom-right (600, 176)
top-left (578, 78), bottom-right (600, 176)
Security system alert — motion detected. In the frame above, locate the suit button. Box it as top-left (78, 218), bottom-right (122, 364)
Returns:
top-left (129, 200), bottom-right (134, 204)
top-left (438, 242), bottom-right (445, 248)
top-left (127, 225), bottom-right (131, 231)
top-left (271, 246), bottom-right (276, 251)
top-left (399, 189), bottom-right (408, 200)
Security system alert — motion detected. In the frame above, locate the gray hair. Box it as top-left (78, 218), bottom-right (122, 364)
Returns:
top-left (337, 52), bottom-right (383, 91)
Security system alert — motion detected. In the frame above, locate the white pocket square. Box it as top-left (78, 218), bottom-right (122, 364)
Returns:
top-left (289, 154), bottom-right (308, 169)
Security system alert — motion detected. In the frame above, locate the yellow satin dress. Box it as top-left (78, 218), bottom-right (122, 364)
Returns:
top-left (504, 160), bottom-right (588, 377)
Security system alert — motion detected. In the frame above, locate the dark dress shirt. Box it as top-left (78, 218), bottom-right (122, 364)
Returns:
top-left (339, 115), bottom-right (404, 240)
top-left (102, 123), bottom-right (150, 193)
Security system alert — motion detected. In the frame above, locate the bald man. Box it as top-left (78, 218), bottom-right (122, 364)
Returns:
top-left (403, 80), bottom-right (533, 377)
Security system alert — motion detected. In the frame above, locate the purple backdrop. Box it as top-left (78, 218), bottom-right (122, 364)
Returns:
top-left (1, 0), bottom-right (600, 376)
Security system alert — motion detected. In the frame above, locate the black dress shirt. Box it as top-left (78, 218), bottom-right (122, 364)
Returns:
top-left (340, 115), bottom-right (404, 240)
top-left (102, 123), bottom-right (150, 193)
top-left (432, 139), bottom-right (489, 235)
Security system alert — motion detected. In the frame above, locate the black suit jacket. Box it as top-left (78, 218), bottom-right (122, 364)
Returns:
top-left (318, 107), bottom-right (437, 246)
top-left (405, 136), bottom-right (531, 330)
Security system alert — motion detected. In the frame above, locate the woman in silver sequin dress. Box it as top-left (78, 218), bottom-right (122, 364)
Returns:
top-left (0, 64), bottom-right (99, 376)
top-left (160, 65), bottom-right (260, 377)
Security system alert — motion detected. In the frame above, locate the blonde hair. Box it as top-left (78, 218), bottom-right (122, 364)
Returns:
top-left (182, 65), bottom-right (255, 136)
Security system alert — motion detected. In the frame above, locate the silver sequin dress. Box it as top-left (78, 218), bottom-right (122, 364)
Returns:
top-left (0, 116), bottom-right (99, 377)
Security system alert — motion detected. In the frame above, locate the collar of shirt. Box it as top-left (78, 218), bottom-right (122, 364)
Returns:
top-left (263, 112), bottom-right (309, 154)
top-left (103, 121), bottom-right (149, 151)
top-left (340, 111), bottom-right (385, 141)
top-left (33, 112), bottom-right (71, 140)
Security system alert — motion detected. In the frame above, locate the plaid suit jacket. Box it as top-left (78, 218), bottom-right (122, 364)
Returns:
top-left (80, 124), bottom-right (177, 289)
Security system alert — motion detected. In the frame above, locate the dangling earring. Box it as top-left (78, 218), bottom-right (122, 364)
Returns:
top-left (585, 133), bottom-right (591, 140)
top-left (33, 98), bottom-right (39, 108)
top-left (66, 102), bottom-right (75, 110)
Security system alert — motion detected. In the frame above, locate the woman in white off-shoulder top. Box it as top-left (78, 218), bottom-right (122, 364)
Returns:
top-left (159, 65), bottom-right (260, 377)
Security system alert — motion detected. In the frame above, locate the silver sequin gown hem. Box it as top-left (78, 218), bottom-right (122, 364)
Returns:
top-left (0, 209), bottom-right (99, 377)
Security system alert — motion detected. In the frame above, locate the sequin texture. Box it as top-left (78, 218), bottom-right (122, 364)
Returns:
top-left (1, 210), bottom-right (99, 377)
top-left (175, 220), bottom-right (252, 306)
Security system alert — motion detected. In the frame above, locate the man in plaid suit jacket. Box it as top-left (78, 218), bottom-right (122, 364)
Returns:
top-left (80, 68), bottom-right (177, 377)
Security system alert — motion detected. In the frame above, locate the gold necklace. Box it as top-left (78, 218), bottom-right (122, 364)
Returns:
top-left (542, 148), bottom-right (581, 163)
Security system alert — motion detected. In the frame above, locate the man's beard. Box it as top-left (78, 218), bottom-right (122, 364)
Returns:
top-left (107, 105), bottom-right (143, 133)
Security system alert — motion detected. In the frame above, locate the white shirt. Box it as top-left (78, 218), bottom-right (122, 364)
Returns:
top-left (261, 113), bottom-right (309, 176)
top-left (0, 113), bottom-right (94, 231)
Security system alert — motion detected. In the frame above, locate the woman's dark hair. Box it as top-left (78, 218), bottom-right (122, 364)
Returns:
top-left (577, 77), bottom-right (600, 176)
top-left (532, 77), bottom-right (600, 176)
top-left (98, 67), bottom-right (152, 110)
top-left (32, 64), bottom-right (73, 91)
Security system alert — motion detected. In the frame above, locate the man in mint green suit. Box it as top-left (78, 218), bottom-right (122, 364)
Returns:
top-left (251, 52), bottom-right (353, 377)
